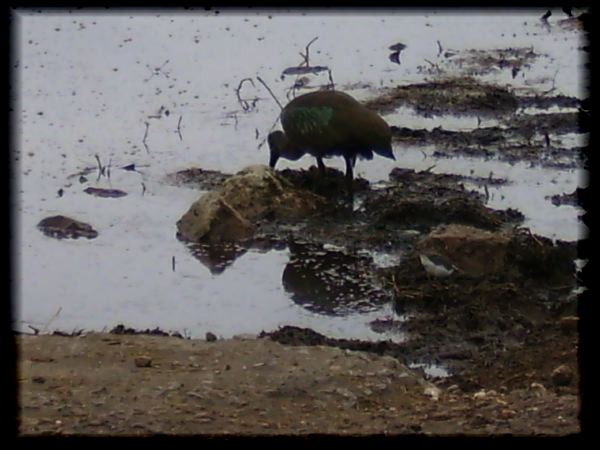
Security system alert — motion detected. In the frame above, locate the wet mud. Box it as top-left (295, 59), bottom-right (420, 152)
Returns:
top-left (172, 162), bottom-right (579, 394)
top-left (365, 77), bottom-right (520, 117)
top-left (364, 56), bottom-right (585, 169)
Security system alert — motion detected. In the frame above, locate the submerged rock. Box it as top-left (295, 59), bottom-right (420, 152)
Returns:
top-left (176, 165), bottom-right (326, 243)
top-left (83, 187), bottom-right (127, 198)
top-left (37, 215), bottom-right (98, 240)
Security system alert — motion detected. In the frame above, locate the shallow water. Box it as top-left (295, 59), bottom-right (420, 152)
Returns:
top-left (14, 9), bottom-right (587, 339)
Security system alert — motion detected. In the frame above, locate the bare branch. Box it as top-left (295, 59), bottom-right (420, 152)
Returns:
top-left (107, 157), bottom-right (112, 179)
top-left (236, 77), bottom-right (256, 112)
top-left (144, 59), bottom-right (171, 82)
top-left (257, 115), bottom-right (281, 151)
top-left (143, 121), bottom-right (150, 154)
top-left (94, 154), bottom-right (105, 182)
top-left (94, 154), bottom-right (103, 173)
top-left (42, 306), bottom-right (62, 334)
top-left (256, 76), bottom-right (283, 110)
top-left (177, 115), bottom-right (183, 141)
top-left (300, 36), bottom-right (319, 67)
top-left (327, 68), bottom-right (335, 90)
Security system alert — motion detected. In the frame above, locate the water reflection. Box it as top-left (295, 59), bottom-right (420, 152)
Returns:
top-left (185, 238), bottom-right (392, 315)
top-left (282, 242), bottom-right (390, 315)
top-left (185, 238), bottom-right (286, 274)
top-left (185, 242), bottom-right (250, 275)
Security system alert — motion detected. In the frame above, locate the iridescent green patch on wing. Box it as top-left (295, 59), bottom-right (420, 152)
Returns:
top-left (283, 106), bottom-right (333, 136)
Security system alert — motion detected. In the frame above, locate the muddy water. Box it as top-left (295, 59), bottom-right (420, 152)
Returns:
top-left (15, 10), bottom-right (586, 341)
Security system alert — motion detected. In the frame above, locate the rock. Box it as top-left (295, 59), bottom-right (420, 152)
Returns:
top-left (423, 385), bottom-right (441, 401)
top-left (134, 356), bottom-right (152, 368)
top-left (37, 215), bottom-right (99, 240)
top-left (205, 332), bottom-right (217, 342)
top-left (472, 389), bottom-right (489, 401)
top-left (176, 191), bottom-right (256, 243)
top-left (499, 408), bottom-right (517, 420)
top-left (559, 316), bottom-right (579, 334)
top-left (551, 364), bottom-right (574, 387)
top-left (176, 165), bottom-right (326, 243)
top-left (220, 165), bottom-right (326, 220)
top-left (416, 224), bottom-right (512, 277)
top-left (530, 382), bottom-right (548, 397)
top-left (446, 384), bottom-right (460, 394)
top-left (83, 187), bottom-right (127, 198)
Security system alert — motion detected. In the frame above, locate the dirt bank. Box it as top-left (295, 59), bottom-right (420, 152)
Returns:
top-left (18, 331), bottom-right (579, 436)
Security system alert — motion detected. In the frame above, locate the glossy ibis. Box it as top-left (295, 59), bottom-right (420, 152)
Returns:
top-left (267, 90), bottom-right (395, 191)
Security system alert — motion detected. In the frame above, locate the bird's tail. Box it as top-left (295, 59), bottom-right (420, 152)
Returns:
top-left (373, 145), bottom-right (395, 160)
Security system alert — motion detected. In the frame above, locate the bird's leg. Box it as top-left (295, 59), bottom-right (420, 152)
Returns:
top-left (344, 155), bottom-right (354, 202)
top-left (316, 156), bottom-right (326, 176)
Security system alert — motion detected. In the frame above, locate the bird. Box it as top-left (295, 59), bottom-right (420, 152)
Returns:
top-left (267, 90), bottom-right (395, 193)
top-left (418, 252), bottom-right (460, 278)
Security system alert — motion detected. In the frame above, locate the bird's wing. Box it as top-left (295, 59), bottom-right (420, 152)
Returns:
top-left (329, 107), bottom-right (395, 160)
top-left (281, 106), bottom-right (333, 134)
top-left (281, 106), bottom-right (343, 150)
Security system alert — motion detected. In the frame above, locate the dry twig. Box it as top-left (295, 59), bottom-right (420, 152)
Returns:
top-left (143, 121), bottom-right (150, 153)
top-left (176, 115), bottom-right (183, 141)
top-left (42, 307), bottom-right (63, 334)
top-left (256, 76), bottom-right (283, 110)
top-left (299, 36), bottom-right (319, 67)
top-left (236, 78), bottom-right (257, 112)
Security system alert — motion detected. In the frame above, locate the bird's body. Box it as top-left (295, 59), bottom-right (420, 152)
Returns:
top-left (268, 90), bottom-right (395, 190)
top-left (419, 253), bottom-right (458, 278)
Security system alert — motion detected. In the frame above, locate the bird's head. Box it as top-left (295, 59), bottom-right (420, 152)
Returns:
top-left (267, 130), bottom-right (286, 168)
top-left (267, 130), bottom-right (305, 168)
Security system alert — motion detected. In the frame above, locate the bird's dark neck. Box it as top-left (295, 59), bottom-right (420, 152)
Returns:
top-left (280, 138), bottom-right (306, 161)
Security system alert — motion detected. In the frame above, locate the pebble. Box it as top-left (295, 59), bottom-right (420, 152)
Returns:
top-left (134, 356), bottom-right (152, 368)
top-left (551, 364), bottom-right (574, 387)
top-left (499, 408), bottom-right (517, 419)
top-left (559, 316), bottom-right (578, 334)
top-left (424, 385), bottom-right (441, 401)
top-left (472, 389), bottom-right (489, 400)
top-left (530, 382), bottom-right (547, 396)
top-left (446, 384), bottom-right (460, 394)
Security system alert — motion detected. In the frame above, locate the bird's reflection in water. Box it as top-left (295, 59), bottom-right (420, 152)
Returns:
top-left (185, 238), bottom-right (286, 275)
top-left (184, 239), bottom-right (390, 314)
top-left (282, 242), bottom-right (389, 315)
top-left (185, 242), bottom-right (249, 275)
